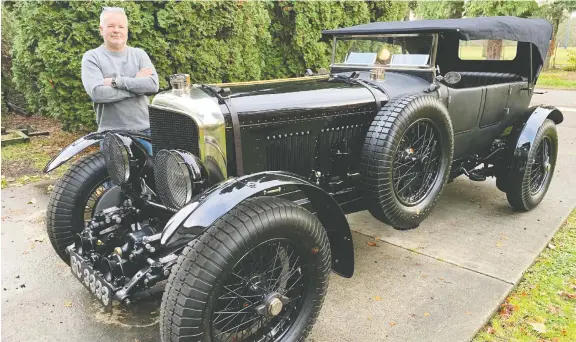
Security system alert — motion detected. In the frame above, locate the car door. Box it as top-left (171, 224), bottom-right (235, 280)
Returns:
top-left (446, 87), bottom-right (484, 134)
top-left (479, 84), bottom-right (510, 128)
top-left (446, 87), bottom-right (484, 158)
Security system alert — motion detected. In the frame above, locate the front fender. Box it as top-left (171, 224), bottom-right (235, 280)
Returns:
top-left (161, 171), bottom-right (355, 278)
top-left (43, 130), bottom-right (152, 173)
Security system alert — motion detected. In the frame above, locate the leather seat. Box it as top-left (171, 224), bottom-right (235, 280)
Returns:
top-left (456, 72), bottom-right (525, 88)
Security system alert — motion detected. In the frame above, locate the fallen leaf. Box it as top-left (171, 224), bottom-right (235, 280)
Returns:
top-left (496, 241), bottom-right (503, 247)
top-left (421, 274), bottom-right (428, 279)
top-left (528, 322), bottom-right (547, 333)
top-left (424, 312), bottom-right (430, 317)
top-left (486, 327), bottom-right (495, 334)
top-left (465, 311), bottom-right (472, 315)
top-left (64, 300), bottom-right (72, 308)
top-left (367, 316), bottom-right (372, 321)
top-left (373, 296), bottom-right (382, 301)
top-left (499, 302), bottom-right (516, 318)
top-left (548, 305), bottom-right (560, 314)
top-left (47, 185), bottom-right (54, 192)
top-left (548, 243), bottom-right (556, 250)
top-left (558, 291), bottom-right (576, 299)
top-left (367, 241), bottom-right (378, 247)
top-left (27, 198), bottom-right (37, 205)
top-left (389, 321), bottom-right (397, 327)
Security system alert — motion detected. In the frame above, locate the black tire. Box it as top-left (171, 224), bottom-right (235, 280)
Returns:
top-left (506, 119), bottom-right (558, 211)
top-left (496, 175), bottom-right (508, 193)
top-left (360, 95), bottom-right (454, 230)
top-left (160, 197), bottom-right (331, 342)
top-left (46, 152), bottom-right (110, 264)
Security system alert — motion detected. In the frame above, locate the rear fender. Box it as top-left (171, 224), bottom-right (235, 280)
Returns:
top-left (43, 130), bottom-right (152, 173)
top-left (501, 105), bottom-right (563, 182)
top-left (160, 171), bottom-right (355, 278)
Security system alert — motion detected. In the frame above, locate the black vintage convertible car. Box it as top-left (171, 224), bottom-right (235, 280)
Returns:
top-left (44, 16), bottom-right (562, 341)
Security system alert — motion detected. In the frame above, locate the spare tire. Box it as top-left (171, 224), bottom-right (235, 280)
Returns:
top-left (360, 95), bottom-right (454, 230)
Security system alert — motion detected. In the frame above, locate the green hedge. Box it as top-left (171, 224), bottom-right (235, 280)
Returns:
top-left (4, 0), bottom-right (408, 131)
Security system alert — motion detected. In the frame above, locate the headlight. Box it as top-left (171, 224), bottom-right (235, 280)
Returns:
top-left (154, 150), bottom-right (206, 209)
top-left (103, 133), bottom-right (131, 185)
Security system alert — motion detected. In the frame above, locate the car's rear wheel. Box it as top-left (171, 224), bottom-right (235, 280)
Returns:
top-left (360, 95), bottom-right (454, 230)
top-left (160, 197), bottom-right (331, 342)
top-left (46, 152), bottom-right (110, 264)
top-left (505, 119), bottom-right (558, 211)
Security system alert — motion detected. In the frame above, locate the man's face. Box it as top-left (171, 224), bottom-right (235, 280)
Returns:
top-left (99, 12), bottom-right (128, 49)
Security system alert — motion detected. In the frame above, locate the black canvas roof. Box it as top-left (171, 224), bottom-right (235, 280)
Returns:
top-left (323, 16), bottom-right (552, 63)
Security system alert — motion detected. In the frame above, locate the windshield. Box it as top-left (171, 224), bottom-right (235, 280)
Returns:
top-left (333, 34), bottom-right (435, 68)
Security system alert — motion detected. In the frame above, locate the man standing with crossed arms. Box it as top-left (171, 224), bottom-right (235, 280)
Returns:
top-left (81, 6), bottom-right (159, 144)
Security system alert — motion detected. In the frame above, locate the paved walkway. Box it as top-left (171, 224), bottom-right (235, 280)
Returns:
top-left (2, 90), bottom-right (575, 342)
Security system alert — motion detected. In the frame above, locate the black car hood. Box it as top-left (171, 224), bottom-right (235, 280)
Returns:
top-left (222, 72), bottom-right (431, 120)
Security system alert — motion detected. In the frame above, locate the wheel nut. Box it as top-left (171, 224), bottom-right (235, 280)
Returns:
top-left (268, 298), bottom-right (283, 316)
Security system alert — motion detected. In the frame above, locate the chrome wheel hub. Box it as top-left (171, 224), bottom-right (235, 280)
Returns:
top-left (256, 293), bottom-right (290, 317)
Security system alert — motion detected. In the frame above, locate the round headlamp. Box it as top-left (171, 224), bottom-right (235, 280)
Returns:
top-left (103, 133), bottom-right (131, 185)
top-left (154, 150), bottom-right (206, 209)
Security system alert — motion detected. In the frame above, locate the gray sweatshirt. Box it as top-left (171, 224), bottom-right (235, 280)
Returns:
top-left (81, 45), bottom-right (159, 131)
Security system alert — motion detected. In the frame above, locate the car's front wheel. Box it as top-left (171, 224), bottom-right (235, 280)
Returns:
top-left (160, 197), bottom-right (331, 342)
top-left (505, 119), bottom-right (558, 211)
top-left (46, 152), bottom-right (111, 264)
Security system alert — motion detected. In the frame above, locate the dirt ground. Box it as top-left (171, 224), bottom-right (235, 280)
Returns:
top-left (1, 112), bottom-right (85, 181)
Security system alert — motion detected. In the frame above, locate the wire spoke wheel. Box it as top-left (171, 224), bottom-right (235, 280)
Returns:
top-left (212, 239), bottom-right (308, 342)
top-left (529, 137), bottom-right (551, 196)
top-left (392, 119), bottom-right (442, 206)
top-left (505, 119), bottom-right (557, 211)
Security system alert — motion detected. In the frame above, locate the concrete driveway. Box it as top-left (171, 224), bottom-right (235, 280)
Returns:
top-left (2, 89), bottom-right (575, 342)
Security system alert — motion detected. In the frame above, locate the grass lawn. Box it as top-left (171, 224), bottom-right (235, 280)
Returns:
top-left (1, 112), bottom-right (87, 188)
top-left (474, 210), bottom-right (576, 341)
top-left (537, 70), bottom-right (576, 90)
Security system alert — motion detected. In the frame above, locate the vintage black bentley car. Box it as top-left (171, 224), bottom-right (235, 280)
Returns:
top-left (44, 16), bottom-right (562, 341)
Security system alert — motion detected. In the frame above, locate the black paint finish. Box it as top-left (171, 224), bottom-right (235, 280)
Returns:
top-left (217, 72), bottom-right (431, 186)
top-left (507, 106), bottom-right (563, 179)
top-left (160, 171), bottom-right (355, 278)
top-left (44, 130), bottom-right (152, 173)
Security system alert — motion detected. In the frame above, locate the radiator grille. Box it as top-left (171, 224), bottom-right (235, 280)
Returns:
top-left (149, 107), bottom-right (200, 156)
top-left (266, 132), bottom-right (313, 176)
